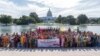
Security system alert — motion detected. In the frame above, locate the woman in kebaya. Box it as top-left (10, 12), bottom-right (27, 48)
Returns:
top-left (2, 33), bottom-right (9, 47)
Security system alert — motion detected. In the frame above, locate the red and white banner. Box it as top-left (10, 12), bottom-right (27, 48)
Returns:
top-left (37, 39), bottom-right (60, 47)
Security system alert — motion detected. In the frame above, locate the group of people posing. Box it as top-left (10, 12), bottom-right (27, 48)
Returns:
top-left (0, 27), bottom-right (100, 48)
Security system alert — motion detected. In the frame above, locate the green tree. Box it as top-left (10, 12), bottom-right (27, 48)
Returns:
top-left (55, 15), bottom-right (76, 24)
top-left (29, 12), bottom-right (41, 23)
top-left (0, 15), bottom-right (12, 25)
top-left (55, 15), bottom-right (66, 24)
top-left (89, 19), bottom-right (98, 24)
top-left (77, 14), bottom-right (88, 24)
top-left (61, 17), bottom-right (68, 24)
top-left (19, 15), bottom-right (29, 25)
top-left (97, 18), bottom-right (100, 24)
top-left (14, 15), bottom-right (29, 25)
top-left (66, 15), bottom-right (76, 25)
top-left (13, 12), bottom-right (42, 25)
top-left (13, 19), bottom-right (18, 24)
top-left (55, 15), bottom-right (63, 23)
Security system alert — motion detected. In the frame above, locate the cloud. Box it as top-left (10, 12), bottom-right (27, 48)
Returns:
top-left (9, 0), bottom-right (28, 6)
top-left (75, 0), bottom-right (100, 10)
top-left (74, 0), bottom-right (100, 17)
top-left (57, 0), bottom-right (100, 17)
top-left (0, 0), bottom-right (100, 18)
top-left (28, 0), bottom-right (80, 8)
top-left (0, 0), bottom-right (47, 18)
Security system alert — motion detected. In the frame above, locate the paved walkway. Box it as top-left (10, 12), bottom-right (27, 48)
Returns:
top-left (0, 48), bottom-right (100, 56)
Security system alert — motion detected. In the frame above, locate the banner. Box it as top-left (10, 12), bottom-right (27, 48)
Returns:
top-left (37, 39), bottom-right (60, 47)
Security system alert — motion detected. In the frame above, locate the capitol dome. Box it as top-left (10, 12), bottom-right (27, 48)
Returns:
top-left (40, 8), bottom-right (56, 23)
top-left (47, 9), bottom-right (52, 17)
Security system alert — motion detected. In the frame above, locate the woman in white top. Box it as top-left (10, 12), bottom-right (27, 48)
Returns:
top-left (10, 35), bottom-right (14, 48)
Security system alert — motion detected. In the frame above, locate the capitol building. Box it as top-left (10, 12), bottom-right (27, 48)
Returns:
top-left (40, 9), bottom-right (56, 23)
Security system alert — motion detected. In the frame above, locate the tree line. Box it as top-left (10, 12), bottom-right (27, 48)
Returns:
top-left (55, 14), bottom-right (100, 25)
top-left (0, 12), bottom-right (42, 25)
top-left (0, 13), bottom-right (100, 25)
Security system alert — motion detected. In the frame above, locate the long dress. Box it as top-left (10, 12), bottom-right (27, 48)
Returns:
top-left (2, 36), bottom-right (9, 47)
top-left (20, 36), bottom-right (26, 47)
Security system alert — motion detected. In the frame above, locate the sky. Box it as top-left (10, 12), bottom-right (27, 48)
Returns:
top-left (0, 0), bottom-right (100, 18)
